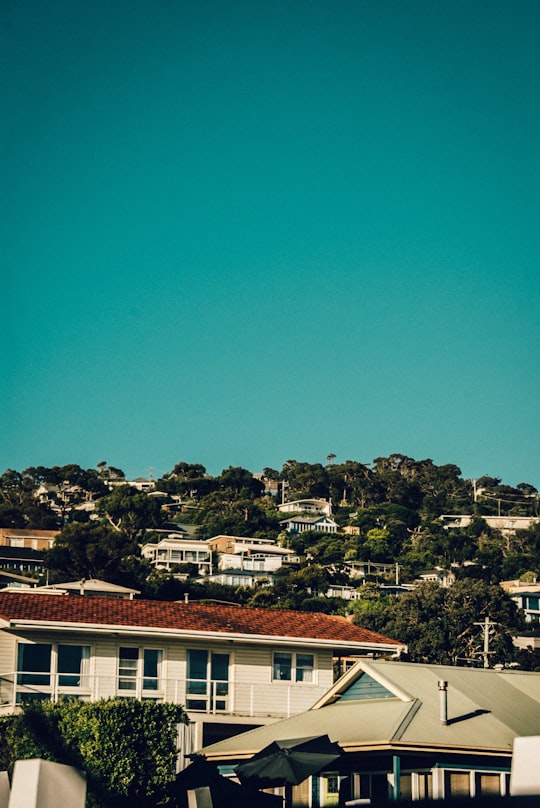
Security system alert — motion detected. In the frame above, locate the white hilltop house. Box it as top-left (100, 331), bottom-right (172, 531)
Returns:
top-left (208, 535), bottom-right (297, 574)
top-left (277, 498), bottom-right (333, 517)
top-left (440, 514), bottom-right (540, 535)
top-left (141, 536), bottom-right (212, 576)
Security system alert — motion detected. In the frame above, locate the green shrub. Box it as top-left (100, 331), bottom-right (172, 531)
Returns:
top-left (1, 699), bottom-right (187, 807)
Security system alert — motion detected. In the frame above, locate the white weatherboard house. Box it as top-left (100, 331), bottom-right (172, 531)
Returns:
top-left (202, 659), bottom-right (540, 806)
top-left (0, 592), bottom-right (404, 752)
top-left (277, 499), bottom-right (333, 517)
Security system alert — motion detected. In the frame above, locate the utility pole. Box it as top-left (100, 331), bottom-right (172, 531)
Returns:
top-left (474, 616), bottom-right (497, 668)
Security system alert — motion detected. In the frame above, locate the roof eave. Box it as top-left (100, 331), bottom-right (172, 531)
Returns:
top-left (204, 740), bottom-right (513, 765)
top-left (4, 619), bottom-right (404, 653)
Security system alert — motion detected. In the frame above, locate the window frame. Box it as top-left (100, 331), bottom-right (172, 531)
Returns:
top-left (186, 649), bottom-right (230, 712)
top-left (272, 651), bottom-right (316, 684)
top-left (117, 646), bottom-right (164, 699)
top-left (16, 641), bottom-right (92, 703)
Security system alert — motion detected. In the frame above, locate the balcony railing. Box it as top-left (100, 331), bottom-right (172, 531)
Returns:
top-left (0, 672), bottom-right (327, 719)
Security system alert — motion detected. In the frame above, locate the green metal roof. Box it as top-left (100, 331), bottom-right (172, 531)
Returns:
top-left (202, 660), bottom-right (540, 762)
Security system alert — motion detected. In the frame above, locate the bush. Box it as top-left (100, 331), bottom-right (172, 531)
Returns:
top-left (0, 699), bottom-right (187, 807)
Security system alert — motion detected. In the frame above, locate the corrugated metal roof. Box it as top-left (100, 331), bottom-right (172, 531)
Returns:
top-left (202, 660), bottom-right (540, 762)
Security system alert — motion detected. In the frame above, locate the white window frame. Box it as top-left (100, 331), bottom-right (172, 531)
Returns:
top-left (16, 641), bottom-right (92, 702)
top-left (117, 646), bottom-right (164, 699)
top-left (272, 651), bottom-right (316, 683)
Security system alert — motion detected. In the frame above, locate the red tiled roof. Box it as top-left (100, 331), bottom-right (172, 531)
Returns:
top-left (0, 592), bottom-right (402, 647)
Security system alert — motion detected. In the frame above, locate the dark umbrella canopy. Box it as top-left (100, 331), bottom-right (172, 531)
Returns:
top-left (234, 735), bottom-right (342, 789)
top-left (175, 755), bottom-right (282, 808)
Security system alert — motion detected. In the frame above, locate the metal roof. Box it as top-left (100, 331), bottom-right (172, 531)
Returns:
top-left (202, 659), bottom-right (540, 762)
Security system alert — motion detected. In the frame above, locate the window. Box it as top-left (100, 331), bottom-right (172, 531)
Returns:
top-left (296, 653), bottom-right (314, 682)
top-left (272, 652), bottom-right (315, 683)
top-left (118, 647), bottom-right (163, 696)
top-left (17, 643), bottom-right (51, 686)
top-left (440, 769), bottom-right (508, 799)
top-left (186, 650), bottom-right (229, 711)
top-left (143, 649), bottom-right (162, 690)
top-left (58, 645), bottom-right (90, 687)
top-left (445, 771), bottom-right (472, 798)
top-left (273, 652), bottom-right (292, 681)
top-left (16, 643), bottom-right (91, 701)
top-left (118, 647), bottom-right (139, 691)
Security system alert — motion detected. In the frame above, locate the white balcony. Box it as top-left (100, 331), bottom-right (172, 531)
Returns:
top-left (0, 671), bottom-right (327, 719)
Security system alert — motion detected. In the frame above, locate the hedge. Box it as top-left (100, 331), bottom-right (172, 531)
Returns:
top-left (0, 698), bottom-right (188, 807)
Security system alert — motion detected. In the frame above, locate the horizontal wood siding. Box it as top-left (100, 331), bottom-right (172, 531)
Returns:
top-left (0, 627), bottom-right (337, 718)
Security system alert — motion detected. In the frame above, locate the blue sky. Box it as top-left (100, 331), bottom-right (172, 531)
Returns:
top-left (2, 0), bottom-right (539, 487)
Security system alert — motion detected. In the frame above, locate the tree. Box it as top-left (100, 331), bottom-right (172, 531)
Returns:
top-left (216, 466), bottom-right (264, 499)
top-left (353, 579), bottom-right (523, 666)
top-left (168, 461), bottom-right (207, 480)
top-left (44, 522), bottom-right (149, 586)
top-left (97, 461), bottom-right (125, 480)
top-left (97, 486), bottom-right (164, 541)
top-left (280, 460), bottom-right (330, 499)
top-left (194, 492), bottom-right (279, 539)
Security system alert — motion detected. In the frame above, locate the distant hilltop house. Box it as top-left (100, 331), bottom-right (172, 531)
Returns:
top-left (0, 591), bottom-right (405, 755)
top-left (281, 515), bottom-right (339, 534)
top-left (501, 579), bottom-right (540, 625)
top-left (0, 528), bottom-right (59, 551)
top-left (105, 477), bottom-right (157, 491)
top-left (440, 514), bottom-right (540, 535)
top-left (141, 536), bottom-right (213, 577)
top-left (415, 567), bottom-right (456, 588)
top-left (277, 498), bottom-right (333, 516)
top-left (208, 535), bottom-right (297, 574)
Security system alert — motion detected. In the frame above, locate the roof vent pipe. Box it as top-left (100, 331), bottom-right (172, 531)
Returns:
top-left (438, 680), bottom-right (448, 725)
top-left (184, 593), bottom-right (189, 604)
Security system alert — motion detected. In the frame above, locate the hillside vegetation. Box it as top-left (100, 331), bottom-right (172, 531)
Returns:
top-left (2, 455), bottom-right (539, 667)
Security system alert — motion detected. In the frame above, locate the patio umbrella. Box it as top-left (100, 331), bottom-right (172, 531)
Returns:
top-left (175, 756), bottom-right (282, 808)
top-left (234, 735), bottom-right (342, 789)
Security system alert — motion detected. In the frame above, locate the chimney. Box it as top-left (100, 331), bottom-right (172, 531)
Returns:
top-left (438, 680), bottom-right (448, 725)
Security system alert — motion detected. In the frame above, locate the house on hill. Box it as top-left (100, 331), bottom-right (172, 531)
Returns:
top-left (277, 499), bottom-right (333, 517)
top-left (0, 528), bottom-right (59, 551)
top-left (141, 536), bottom-right (212, 576)
top-left (281, 515), bottom-right (339, 534)
top-left (0, 592), bottom-right (405, 752)
top-left (201, 658), bottom-right (540, 805)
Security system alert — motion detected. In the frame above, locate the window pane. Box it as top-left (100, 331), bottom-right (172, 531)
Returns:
top-left (118, 647), bottom-right (138, 690)
top-left (187, 650), bottom-right (207, 680)
top-left (17, 644), bottom-right (52, 686)
top-left (187, 650), bottom-right (208, 698)
top-left (273, 652), bottom-right (292, 681)
top-left (58, 645), bottom-right (90, 687)
top-left (143, 649), bottom-right (162, 690)
top-left (211, 654), bottom-right (229, 704)
top-left (296, 653), bottom-right (314, 682)
top-left (211, 654), bottom-right (229, 682)
top-left (445, 772), bottom-right (470, 798)
top-left (478, 774), bottom-right (501, 796)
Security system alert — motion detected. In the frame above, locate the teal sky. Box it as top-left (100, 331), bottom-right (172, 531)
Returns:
top-left (2, 0), bottom-right (539, 487)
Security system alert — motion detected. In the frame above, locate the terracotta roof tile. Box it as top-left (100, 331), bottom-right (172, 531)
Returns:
top-left (0, 592), bottom-right (402, 647)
